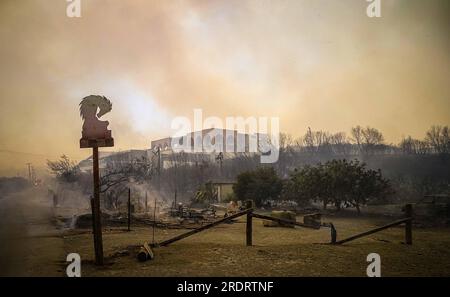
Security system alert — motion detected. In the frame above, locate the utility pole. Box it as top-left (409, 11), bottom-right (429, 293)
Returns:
top-left (31, 165), bottom-right (36, 184)
top-left (145, 191), bottom-right (148, 213)
top-left (26, 163), bottom-right (32, 181)
top-left (216, 152), bottom-right (223, 177)
top-left (152, 147), bottom-right (162, 191)
top-left (157, 147), bottom-right (161, 175)
top-left (157, 147), bottom-right (161, 191)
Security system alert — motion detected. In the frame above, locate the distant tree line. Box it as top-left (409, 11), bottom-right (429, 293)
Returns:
top-left (279, 125), bottom-right (450, 157)
top-left (275, 125), bottom-right (450, 183)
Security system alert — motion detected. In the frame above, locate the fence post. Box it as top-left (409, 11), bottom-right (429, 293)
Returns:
top-left (405, 204), bottom-right (412, 245)
top-left (127, 188), bottom-right (131, 232)
top-left (246, 200), bottom-right (253, 246)
top-left (330, 223), bottom-right (337, 244)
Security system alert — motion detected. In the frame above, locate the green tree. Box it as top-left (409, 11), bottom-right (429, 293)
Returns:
top-left (283, 163), bottom-right (332, 208)
top-left (285, 159), bottom-right (392, 213)
top-left (233, 167), bottom-right (282, 206)
top-left (348, 162), bottom-right (392, 212)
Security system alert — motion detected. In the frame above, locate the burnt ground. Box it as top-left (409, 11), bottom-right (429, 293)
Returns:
top-left (1, 187), bottom-right (449, 276)
top-left (65, 215), bottom-right (450, 277)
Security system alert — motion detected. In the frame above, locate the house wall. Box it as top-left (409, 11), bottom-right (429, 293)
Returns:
top-left (217, 184), bottom-right (234, 202)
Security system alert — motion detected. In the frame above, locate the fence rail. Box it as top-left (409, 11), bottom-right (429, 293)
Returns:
top-left (333, 204), bottom-right (413, 245)
top-left (251, 213), bottom-right (320, 230)
top-left (139, 202), bottom-right (413, 261)
top-left (151, 209), bottom-right (250, 247)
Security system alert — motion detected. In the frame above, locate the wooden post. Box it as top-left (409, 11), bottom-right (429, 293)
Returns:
top-left (246, 200), bottom-right (253, 246)
top-left (127, 188), bottom-right (131, 231)
top-left (145, 191), bottom-right (148, 213)
top-left (152, 198), bottom-right (157, 244)
top-left (330, 223), bottom-right (337, 244)
top-left (79, 96), bottom-right (114, 266)
top-left (405, 204), bottom-right (412, 245)
top-left (92, 146), bottom-right (104, 265)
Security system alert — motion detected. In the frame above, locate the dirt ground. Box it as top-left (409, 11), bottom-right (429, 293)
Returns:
top-left (0, 188), bottom-right (65, 276)
top-left (1, 187), bottom-right (449, 277)
top-left (63, 215), bottom-right (450, 277)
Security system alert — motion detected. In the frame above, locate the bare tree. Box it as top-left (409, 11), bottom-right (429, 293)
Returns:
top-left (302, 128), bottom-right (333, 154)
top-left (426, 125), bottom-right (450, 154)
top-left (278, 133), bottom-right (295, 176)
top-left (400, 136), bottom-right (430, 155)
top-left (351, 125), bottom-right (364, 153)
top-left (47, 155), bottom-right (80, 182)
top-left (351, 126), bottom-right (384, 155)
top-left (99, 155), bottom-right (154, 211)
top-left (330, 132), bottom-right (350, 155)
top-left (362, 127), bottom-right (384, 146)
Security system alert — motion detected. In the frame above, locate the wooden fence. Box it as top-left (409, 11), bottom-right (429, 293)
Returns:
top-left (147, 200), bottom-right (321, 250)
top-left (138, 202), bottom-right (413, 261)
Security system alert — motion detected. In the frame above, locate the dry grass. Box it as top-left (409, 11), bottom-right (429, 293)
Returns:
top-left (62, 215), bottom-right (450, 277)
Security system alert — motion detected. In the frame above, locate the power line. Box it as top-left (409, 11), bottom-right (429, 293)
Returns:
top-left (0, 149), bottom-right (57, 158)
top-left (0, 149), bottom-right (82, 160)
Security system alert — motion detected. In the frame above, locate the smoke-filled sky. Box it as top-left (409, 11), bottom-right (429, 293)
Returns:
top-left (0, 0), bottom-right (449, 176)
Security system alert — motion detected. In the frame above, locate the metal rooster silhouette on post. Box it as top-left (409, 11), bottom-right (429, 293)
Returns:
top-left (79, 95), bottom-right (114, 148)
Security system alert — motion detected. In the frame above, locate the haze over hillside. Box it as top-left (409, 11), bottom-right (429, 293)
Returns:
top-left (0, 0), bottom-right (449, 175)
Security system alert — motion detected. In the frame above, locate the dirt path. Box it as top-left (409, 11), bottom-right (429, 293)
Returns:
top-left (0, 187), bottom-right (65, 276)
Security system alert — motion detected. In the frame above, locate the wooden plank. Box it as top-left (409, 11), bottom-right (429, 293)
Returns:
top-left (252, 213), bottom-right (320, 230)
top-left (153, 209), bottom-right (250, 247)
top-left (335, 217), bottom-right (412, 245)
